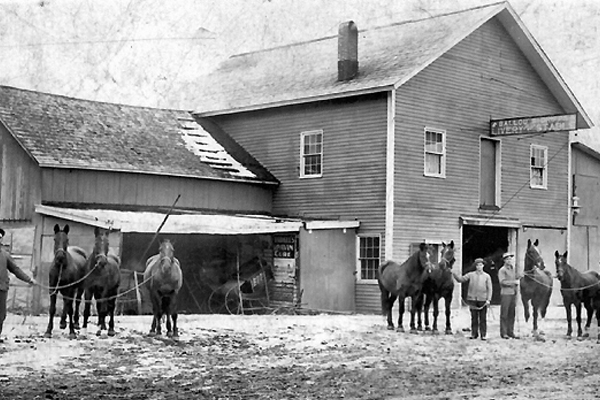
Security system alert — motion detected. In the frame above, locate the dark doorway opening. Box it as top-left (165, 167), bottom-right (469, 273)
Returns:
top-left (462, 225), bottom-right (509, 305)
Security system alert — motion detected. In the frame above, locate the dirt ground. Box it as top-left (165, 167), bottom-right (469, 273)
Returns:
top-left (1, 305), bottom-right (599, 400)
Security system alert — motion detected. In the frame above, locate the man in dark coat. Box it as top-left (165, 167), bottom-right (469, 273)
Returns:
top-left (0, 228), bottom-right (36, 342)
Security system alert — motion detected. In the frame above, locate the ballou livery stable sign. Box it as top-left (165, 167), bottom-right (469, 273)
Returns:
top-left (490, 114), bottom-right (576, 136)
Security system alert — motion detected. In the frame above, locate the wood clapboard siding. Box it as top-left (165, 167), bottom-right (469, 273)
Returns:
top-left (41, 169), bottom-right (273, 213)
top-left (0, 126), bottom-right (41, 221)
top-left (393, 18), bottom-right (568, 251)
top-left (212, 93), bottom-right (389, 232)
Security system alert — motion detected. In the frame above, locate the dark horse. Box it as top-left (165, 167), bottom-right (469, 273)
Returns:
top-left (416, 241), bottom-right (455, 334)
top-left (520, 239), bottom-right (553, 338)
top-left (144, 239), bottom-right (183, 339)
top-left (554, 250), bottom-right (600, 339)
top-left (76, 227), bottom-right (121, 336)
top-left (378, 242), bottom-right (433, 332)
top-left (44, 224), bottom-right (87, 339)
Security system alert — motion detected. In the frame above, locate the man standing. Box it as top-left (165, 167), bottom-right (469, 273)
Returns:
top-left (498, 252), bottom-right (520, 339)
top-left (452, 258), bottom-right (493, 341)
top-left (0, 228), bottom-right (36, 342)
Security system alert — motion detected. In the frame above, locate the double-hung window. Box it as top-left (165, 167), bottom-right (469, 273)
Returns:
top-left (424, 128), bottom-right (446, 178)
top-left (300, 130), bottom-right (323, 178)
top-left (357, 236), bottom-right (381, 281)
top-left (530, 144), bottom-right (548, 189)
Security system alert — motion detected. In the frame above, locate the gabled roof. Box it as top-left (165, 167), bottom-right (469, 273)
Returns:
top-left (0, 85), bottom-right (278, 184)
top-left (192, 1), bottom-right (591, 130)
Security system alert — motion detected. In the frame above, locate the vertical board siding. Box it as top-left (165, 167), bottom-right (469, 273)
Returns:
top-left (0, 127), bottom-right (41, 221)
top-left (212, 94), bottom-right (388, 233)
top-left (394, 19), bottom-right (568, 248)
top-left (41, 169), bottom-right (273, 213)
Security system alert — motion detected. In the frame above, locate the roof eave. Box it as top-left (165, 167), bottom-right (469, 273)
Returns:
top-left (496, 5), bottom-right (593, 129)
top-left (193, 84), bottom-right (394, 117)
top-left (38, 164), bottom-right (280, 186)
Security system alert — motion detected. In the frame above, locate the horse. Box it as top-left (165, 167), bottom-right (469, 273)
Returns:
top-left (416, 241), bottom-right (455, 334)
top-left (144, 239), bottom-right (183, 339)
top-left (44, 224), bottom-right (88, 339)
top-left (554, 250), bottom-right (600, 339)
top-left (76, 227), bottom-right (121, 336)
top-left (378, 242), bottom-right (433, 332)
top-left (520, 239), bottom-right (553, 338)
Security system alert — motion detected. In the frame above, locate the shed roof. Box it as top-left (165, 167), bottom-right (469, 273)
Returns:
top-left (36, 205), bottom-right (360, 234)
top-left (0, 85), bottom-right (277, 184)
top-left (192, 2), bottom-right (591, 130)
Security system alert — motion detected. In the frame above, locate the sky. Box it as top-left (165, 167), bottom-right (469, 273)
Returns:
top-left (0, 0), bottom-right (598, 146)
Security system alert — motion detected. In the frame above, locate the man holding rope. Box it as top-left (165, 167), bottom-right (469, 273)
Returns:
top-left (452, 258), bottom-right (493, 341)
top-left (0, 228), bottom-right (36, 343)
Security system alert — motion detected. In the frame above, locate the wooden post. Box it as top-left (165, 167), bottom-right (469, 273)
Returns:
top-left (134, 272), bottom-right (142, 315)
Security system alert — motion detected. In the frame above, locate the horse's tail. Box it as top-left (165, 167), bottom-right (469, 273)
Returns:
top-left (378, 261), bottom-right (392, 316)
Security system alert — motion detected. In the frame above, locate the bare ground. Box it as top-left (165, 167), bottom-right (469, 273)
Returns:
top-left (1, 305), bottom-right (599, 400)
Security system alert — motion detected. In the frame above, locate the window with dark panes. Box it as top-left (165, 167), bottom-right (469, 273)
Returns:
top-left (358, 236), bottom-right (380, 280)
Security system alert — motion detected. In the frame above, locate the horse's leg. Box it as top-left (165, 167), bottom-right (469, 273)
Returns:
top-left (444, 294), bottom-right (453, 334)
top-left (565, 302), bottom-right (573, 337)
top-left (397, 295), bottom-right (406, 333)
top-left (82, 290), bottom-right (93, 329)
top-left (381, 289), bottom-right (394, 330)
top-left (60, 302), bottom-right (68, 330)
top-left (583, 299), bottom-right (593, 338)
top-left (575, 302), bottom-right (583, 338)
top-left (149, 292), bottom-right (161, 336)
top-left (45, 292), bottom-right (57, 338)
top-left (414, 293), bottom-right (424, 331)
top-left (431, 295), bottom-right (439, 333)
top-left (164, 296), bottom-right (173, 337)
top-left (96, 288), bottom-right (108, 337)
top-left (409, 295), bottom-right (418, 334)
top-left (171, 295), bottom-right (179, 340)
top-left (65, 291), bottom-right (77, 339)
top-left (107, 288), bottom-right (117, 337)
top-left (73, 286), bottom-right (83, 330)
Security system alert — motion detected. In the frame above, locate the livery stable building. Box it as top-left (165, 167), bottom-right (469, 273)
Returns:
top-left (0, 1), bottom-right (597, 316)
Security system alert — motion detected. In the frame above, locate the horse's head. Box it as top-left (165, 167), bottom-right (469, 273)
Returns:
top-left (554, 250), bottom-right (569, 281)
top-left (416, 242), bottom-right (433, 273)
top-left (53, 224), bottom-right (70, 265)
top-left (92, 227), bottom-right (110, 271)
top-left (158, 239), bottom-right (175, 272)
top-left (438, 241), bottom-right (455, 271)
top-left (525, 239), bottom-right (545, 271)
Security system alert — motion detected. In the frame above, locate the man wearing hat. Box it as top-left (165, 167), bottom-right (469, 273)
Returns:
top-left (0, 228), bottom-right (37, 343)
top-left (452, 258), bottom-right (493, 340)
top-left (498, 252), bottom-right (520, 339)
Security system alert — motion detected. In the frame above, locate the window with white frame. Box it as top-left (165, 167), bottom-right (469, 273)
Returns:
top-left (358, 236), bottom-right (381, 281)
top-left (300, 130), bottom-right (323, 178)
top-left (530, 144), bottom-right (548, 189)
top-left (424, 128), bottom-right (446, 177)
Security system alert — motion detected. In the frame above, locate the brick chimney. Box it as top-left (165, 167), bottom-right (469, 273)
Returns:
top-left (338, 21), bottom-right (358, 81)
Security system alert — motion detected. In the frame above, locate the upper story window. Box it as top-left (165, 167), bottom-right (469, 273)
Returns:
top-left (424, 127), bottom-right (446, 178)
top-left (357, 236), bottom-right (380, 281)
top-left (300, 130), bottom-right (323, 178)
top-left (530, 144), bottom-right (548, 189)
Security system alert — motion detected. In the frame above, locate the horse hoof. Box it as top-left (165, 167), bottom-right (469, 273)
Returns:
top-left (108, 330), bottom-right (116, 337)
top-left (396, 327), bottom-right (405, 333)
top-left (386, 325), bottom-right (394, 331)
top-left (583, 332), bottom-right (590, 338)
top-left (409, 329), bottom-right (418, 334)
top-left (96, 330), bottom-right (103, 337)
top-left (148, 332), bottom-right (156, 337)
top-left (424, 327), bottom-right (431, 331)
top-left (44, 332), bottom-right (52, 338)
top-left (73, 323), bottom-right (80, 331)
top-left (59, 322), bottom-right (67, 330)
top-left (445, 329), bottom-right (453, 335)
top-left (68, 333), bottom-right (77, 340)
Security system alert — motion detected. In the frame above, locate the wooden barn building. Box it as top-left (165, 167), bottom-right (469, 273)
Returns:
top-left (190, 2), bottom-right (593, 312)
top-left (0, 86), bottom-right (358, 315)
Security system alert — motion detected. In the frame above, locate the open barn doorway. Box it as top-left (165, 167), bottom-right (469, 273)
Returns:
top-left (461, 225), bottom-right (509, 305)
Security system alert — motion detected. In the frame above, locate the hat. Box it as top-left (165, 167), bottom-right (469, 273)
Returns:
top-left (0, 228), bottom-right (4, 238)
top-left (502, 252), bottom-right (515, 260)
top-left (474, 258), bottom-right (485, 265)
